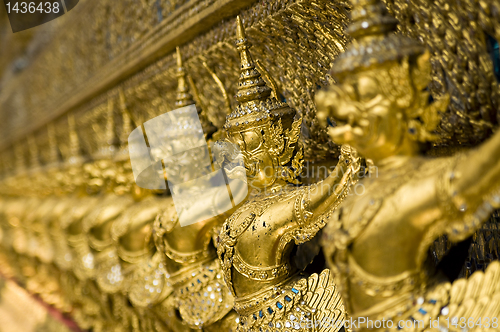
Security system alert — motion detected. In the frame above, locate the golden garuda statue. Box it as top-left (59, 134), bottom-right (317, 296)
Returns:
top-left (316, 0), bottom-right (500, 330)
top-left (214, 16), bottom-right (361, 332)
top-left (149, 47), bottom-right (239, 332)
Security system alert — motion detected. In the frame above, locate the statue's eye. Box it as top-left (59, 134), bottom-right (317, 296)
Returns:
top-left (232, 135), bottom-right (245, 149)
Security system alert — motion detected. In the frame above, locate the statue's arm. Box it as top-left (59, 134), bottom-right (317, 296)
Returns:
top-left (429, 129), bottom-right (500, 244)
top-left (294, 146), bottom-right (359, 225)
top-left (451, 129), bottom-right (500, 211)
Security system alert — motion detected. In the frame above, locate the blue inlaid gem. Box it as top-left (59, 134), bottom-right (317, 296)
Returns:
top-left (253, 314), bottom-right (257, 320)
top-left (486, 33), bottom-right (500, 82)
top-left (284, 295), bottom-right (292, 302)
top-left (259, 310), bottom-right (263, 318)
top-left (291, 288), bottom-right (299, 294)
top-left (267, 307), bottom-right (274, 314)
top-left (276, 302), bottom-right (283, 309)
top-left (418, 308), bottom-right (427, 315)
top-left (429, 299), bottom-right (437, 304)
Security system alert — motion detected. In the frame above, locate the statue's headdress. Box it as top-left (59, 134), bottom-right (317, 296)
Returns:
top-left (223, 16), bottom-right (303, 183)
top-left (330, 0), bottom-right (449, 142)
top-left (152, 48), bottom-right (220, 189)
top-left (331, 0), bottom-right (424, 79)
top-left (175, 47), bottom-right (217, 138)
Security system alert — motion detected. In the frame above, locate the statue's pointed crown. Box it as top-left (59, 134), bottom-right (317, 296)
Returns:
top-left (91, 95), bottom-right (120, 161)
top-left (175, 46), bottom-right (196, 108)
top-left (175, 47), bottom-right (217, 138)
top-left (331, 0), bottom-right (424, 79)
top-left (224, 16), bottom-right (295, 131)
top-left (67, 113), bottom-right (86, 165)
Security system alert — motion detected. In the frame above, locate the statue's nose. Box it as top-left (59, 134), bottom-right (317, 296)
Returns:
top-left (334, 104), bottom-right (357, 123)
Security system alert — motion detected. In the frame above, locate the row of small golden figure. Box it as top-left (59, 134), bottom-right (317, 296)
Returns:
top-left (0, 16), bottom-right (307, 332)
top-left (2, 1), bottom-right (500, 331)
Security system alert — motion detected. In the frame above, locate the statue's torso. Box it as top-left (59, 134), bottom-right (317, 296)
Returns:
top-left (218, 187), bottom-right (304, 300)
top-left (153, 195), bottom-right (237, 329)
top-left (325, 156), bottom-right (460, 316)
top-left (219, 180), bottom-right (349, 332)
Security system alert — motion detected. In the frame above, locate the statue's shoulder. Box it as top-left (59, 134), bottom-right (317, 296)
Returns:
top-left (221, 199), bottom-right (258, 241)
top-left (416, 155), bottom-right (456, 178)
top-left (323, 156), bottom-right (440, 248)
top-left (221, 186), bottom-right (300, 240)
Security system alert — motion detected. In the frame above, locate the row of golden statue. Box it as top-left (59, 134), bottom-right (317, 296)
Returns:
top-left (1, 0), bottom-right (500, 331)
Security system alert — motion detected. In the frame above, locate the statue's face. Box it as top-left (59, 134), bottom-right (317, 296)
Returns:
top-left (227, 127), bottom-right (277, 189)
top-left (84, 162), bottom-right (104, 194)
top-left (118, 223), bottom-right (152, 255)
top-left (61, 165), bottom-right (85, 192)
top-left (318, 66), bottom-right (406, 160)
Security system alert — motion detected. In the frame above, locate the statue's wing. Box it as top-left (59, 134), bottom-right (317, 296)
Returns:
top-left (303, 269), bottom-right (345, 332)
top-left (393, 261), bottom-right (500, 332)
top-left (446, 262), bottom-right (500, 326)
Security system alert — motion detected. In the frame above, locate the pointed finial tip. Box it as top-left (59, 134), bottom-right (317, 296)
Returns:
top-left (236, 16), bottom-right (245, 40)
top-left (175, 46), bottom-right (195, 107)
top-left (176, 46), bottom-right (182, 68)
top-left (118, 88), bottom-right (125, 104)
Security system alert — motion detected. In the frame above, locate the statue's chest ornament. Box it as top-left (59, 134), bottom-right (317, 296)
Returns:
top-left (334, 164), bottom-right (419, 250)
top-left (327, 162), bottom-right (426, 312)
top-left (217, 190), bottom-right (301, 294)
top-left (232, 248), bottom-right (292, 281)
top-left (163, 236), bottom-right (215, 265)
top-left (155, 209), bottom-right (215, 265)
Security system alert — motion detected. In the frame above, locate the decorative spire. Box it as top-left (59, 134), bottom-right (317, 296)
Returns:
top-left (67, 113), bottom-right (84, 164)
top-left (47, 123), bottom-right (60, 165)
top-left (235, 16), bottom-right (272, 104)
top-left (90, 96), bottom-right (120, 160)
top-left (27, 134), bottom-right (40, 169)
top-left (331, 0), bottom-right (424, 79)
top-left (118, 88), bottom-right (133, 154)
top-left (224, 16), bottom-right (294, 131)
top-left (175, 46), bottom-right (195, 108)
top-left (175, 47), bottom-right (217, 137)
top-left (14, 143), bottom-right (25, 172)
top-left (103, 95), bottom-right (119, 156)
